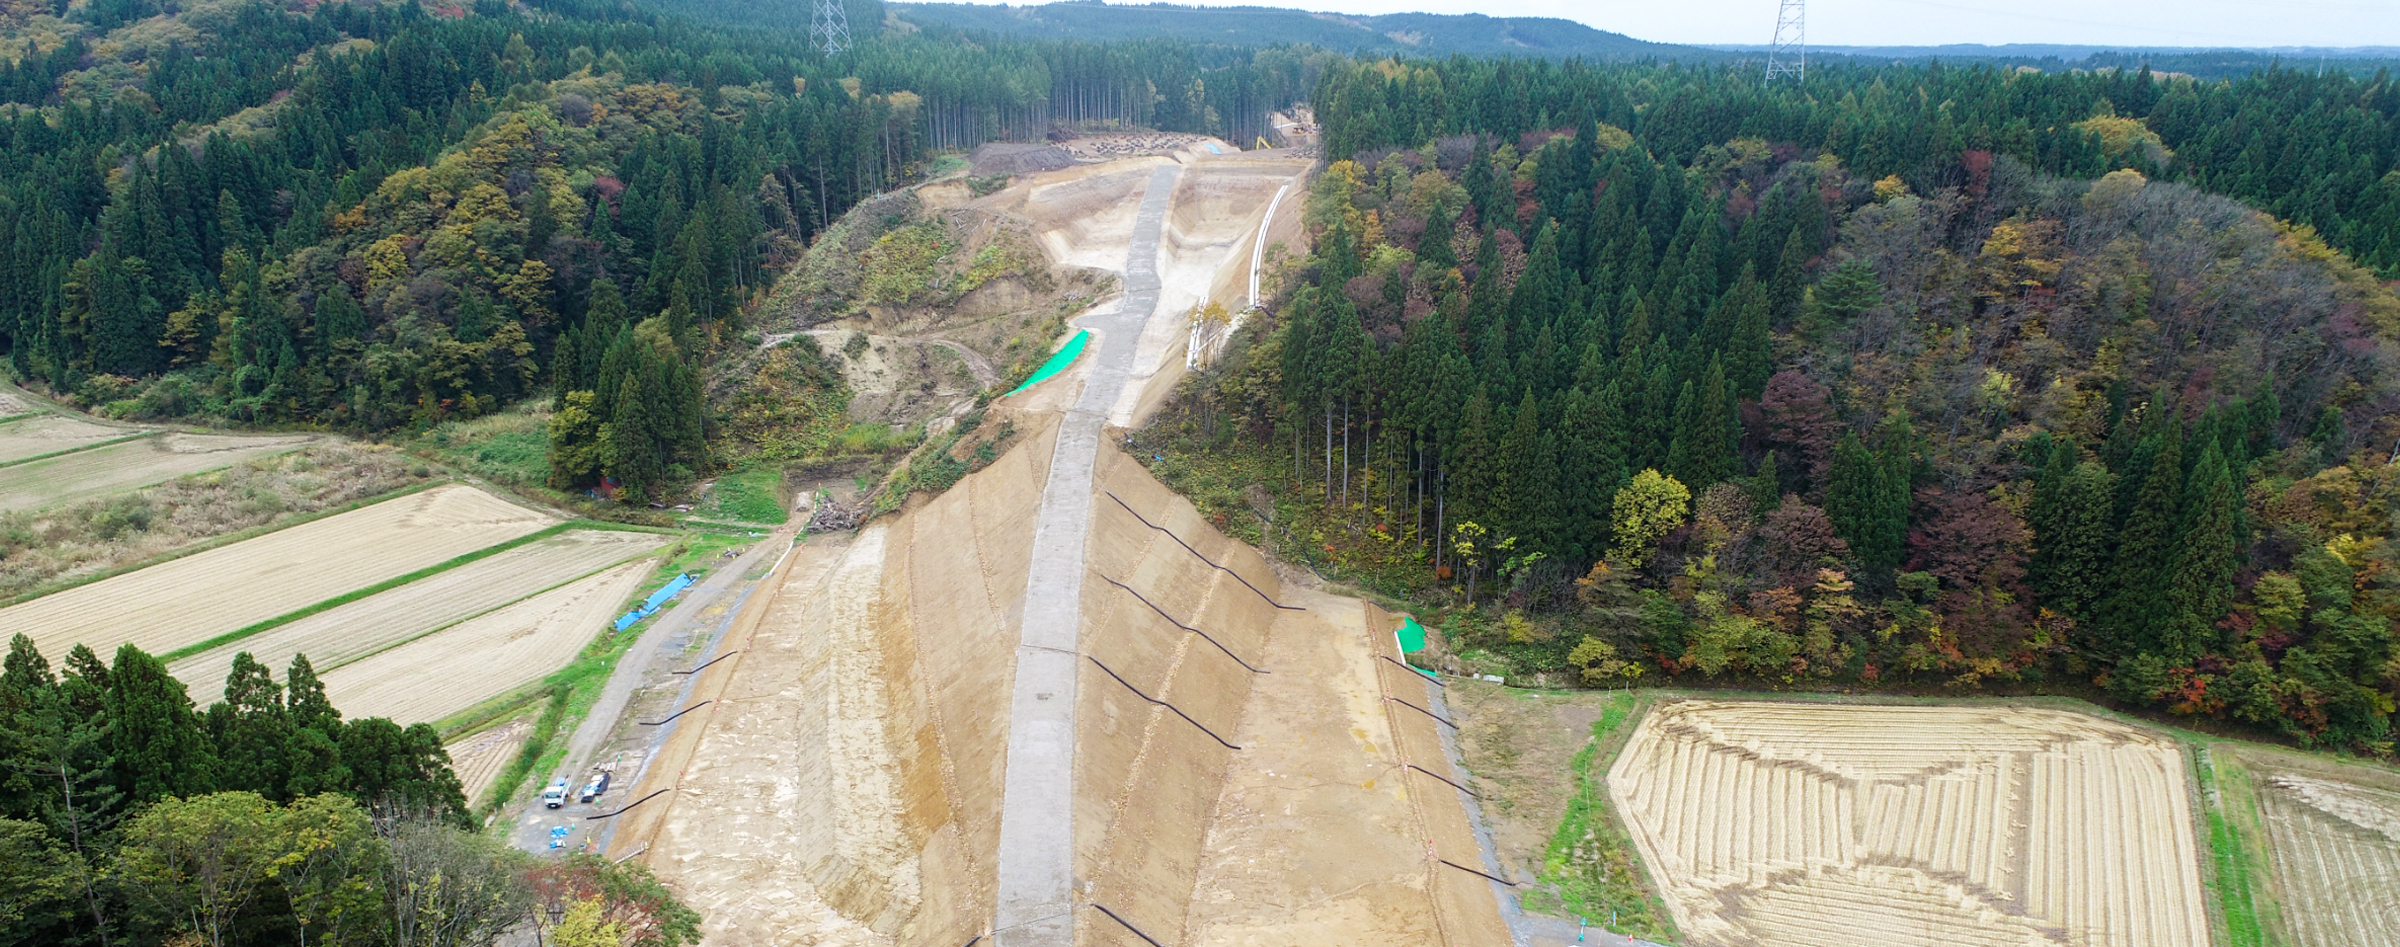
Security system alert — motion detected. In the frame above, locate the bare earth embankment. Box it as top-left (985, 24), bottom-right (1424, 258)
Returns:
top-left (1608, 700), bottom-right (2212, 947)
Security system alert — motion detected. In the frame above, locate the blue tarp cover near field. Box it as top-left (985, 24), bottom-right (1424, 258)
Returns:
top-left (614, 573), bottom-right (694, 631)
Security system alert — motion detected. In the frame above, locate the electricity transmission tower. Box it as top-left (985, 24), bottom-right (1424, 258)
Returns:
top-left (1764, 0), bottom-right (1806, 86)
top-left (812, 0), bottom-right (852, 55)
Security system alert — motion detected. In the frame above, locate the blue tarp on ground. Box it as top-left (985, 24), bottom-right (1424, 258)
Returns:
top-left (614, 573), bottom-right (694, 631)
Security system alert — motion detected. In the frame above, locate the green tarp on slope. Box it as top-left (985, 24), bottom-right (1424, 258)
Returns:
top-left (1395, 617), bottom-right (1437, 678)
top-left (1006, 329), bottom-right (1090, 395)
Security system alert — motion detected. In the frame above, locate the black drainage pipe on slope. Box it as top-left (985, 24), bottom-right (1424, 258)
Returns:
top-left (1088, 903), bottom-right (1167, 947)
top-left (1097, 573), bottom-right (1268, 673)
top-left (1085, 656), bottom-right (1241, 750)
top-left (1103, 491), bottom-right (1303, 610)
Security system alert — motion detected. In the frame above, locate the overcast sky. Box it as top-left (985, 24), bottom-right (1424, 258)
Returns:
top-left (1002, 0), bottom-right (2400, 49)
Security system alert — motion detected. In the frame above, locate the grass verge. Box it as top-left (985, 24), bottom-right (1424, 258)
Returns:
top-left (1531, 689), bottom-right (1676, 942)
top-left (467, 529), bottom-right (765, 817)
top-left (698, 465), bottom-right (789, 524)
top-left (2197, 745), bottom-right (2280, 947)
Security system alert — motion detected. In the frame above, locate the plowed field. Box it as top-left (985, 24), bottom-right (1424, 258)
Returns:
top-left (0, 485), bottom-right (555, 660)
top-left (1608, 700), bottom-right (2211, 947)
top-left (2249, 759), bottom-right (2400, 947)
top-left (319, 562), bottom-right (651, 725)
top-left (0, 415), bottom-right (143, 464)
top-left (447, 719), bottom-right (533, 808)
top-left (170, 528), bottom-right (667, 700)
top-left (0, 431), bottom-right (315, 511)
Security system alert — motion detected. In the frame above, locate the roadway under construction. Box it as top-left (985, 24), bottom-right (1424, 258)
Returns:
top-left (603, 142), bottom-right (1517, 947)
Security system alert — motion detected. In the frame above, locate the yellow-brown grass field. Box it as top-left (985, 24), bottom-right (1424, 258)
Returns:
top-left (169, 528), bottom-right (667, 699)
top-left (0, 484), bottom-right (555, 661)
top-left (319, 561), bottom-right (652, 725)
top-left (0, 432), bottom-right (315, 511)
top-left (0, 414), bottom-right (143, 464)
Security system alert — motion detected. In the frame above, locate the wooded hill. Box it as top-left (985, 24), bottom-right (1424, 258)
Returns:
top-left (886, 2), bottom-right (1707, 63)
top-left (1150, 58), bottom-right (2400, 752)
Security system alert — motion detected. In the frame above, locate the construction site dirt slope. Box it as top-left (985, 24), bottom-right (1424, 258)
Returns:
top-left (615, 148), bottom-right (1495, 946)
top-left (612, 417), bottom-right (1506, 946)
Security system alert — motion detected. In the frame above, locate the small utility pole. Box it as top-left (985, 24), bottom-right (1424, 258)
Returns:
top-left (1765, 0), bottom-right (1807, 86)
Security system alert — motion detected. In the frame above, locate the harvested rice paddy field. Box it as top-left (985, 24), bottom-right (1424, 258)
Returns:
top-left (2230, 747), bottom-right (2400, 947)
top-left (0, 414), bottom-right (144, 464)
top-left (0, 431), bottom-right (315, 511)
top-left (169, 528), bottom-right (668, 699)
top-left (319, 561), bottom-right (653, 725)
top-left (1606, 699), bottom-right (2211, 947)
top-left (0, 484), bottom-right (556, 660)
top-left (447, 718), bottom-right (535, 808)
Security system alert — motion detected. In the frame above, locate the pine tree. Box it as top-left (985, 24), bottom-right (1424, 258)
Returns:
top-left (1556, 384), bottom-right (1629, 563)
top-left (1447, 388), bottom-right (1497, 529)
top-left (2099, 429), bottom-right (2184, 657)
top-left (2163, 443), bottom-right (2239, 664)
top-left (2027, 440), bottom-right (2118, 619)
top-left (608, 366), bottom-right (663, 502)
top-left (1666, 357), bottom-right (1736, 487)
top-left (107, 645), bottom-right (212, 807)
top-left (1826, 433), bottom-right (1901, 575)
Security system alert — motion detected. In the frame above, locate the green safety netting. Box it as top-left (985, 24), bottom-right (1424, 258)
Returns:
top-left (1006, 329), bottom-right (1090, 395)
top-left (1395, 617), bottom-right (1437, 678)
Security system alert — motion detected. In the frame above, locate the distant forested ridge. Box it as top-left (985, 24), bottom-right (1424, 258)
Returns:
top-left (886, 2), bottom-right (1705, 63)
top-left (1151, 57), bottom-right (2400, 751)
top-left (1315, 57), bottom-right (2400, 276)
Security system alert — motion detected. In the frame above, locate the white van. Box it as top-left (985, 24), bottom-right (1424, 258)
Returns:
top-left (542, 779), bottom-right (569, 809)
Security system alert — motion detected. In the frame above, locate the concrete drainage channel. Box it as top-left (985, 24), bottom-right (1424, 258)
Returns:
top-left (992, 163), bottom-right (1182, 947)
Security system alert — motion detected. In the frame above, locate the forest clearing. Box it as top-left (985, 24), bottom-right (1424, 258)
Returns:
top-left (0, 483), bottom-right (557, 660)
top-left (168, 527), bottom-right (669, 700)
top-left (318, 561), bottom-right (655, 725)
top-left (1605, 700), bottom-right (2211, 947)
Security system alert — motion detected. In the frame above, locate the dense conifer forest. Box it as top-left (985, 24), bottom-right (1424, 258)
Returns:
top-left (1151, 56), bottom-right (2400, 753)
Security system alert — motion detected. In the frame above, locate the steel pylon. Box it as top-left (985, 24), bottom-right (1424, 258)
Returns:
top-left (1765, 0), bottom-right (1806, 86)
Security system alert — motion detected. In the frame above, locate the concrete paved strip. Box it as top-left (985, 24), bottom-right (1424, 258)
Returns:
top-left (993, 164), bottom-right (1181, 946)
top-left (524, 525), bottom-right (795, 851)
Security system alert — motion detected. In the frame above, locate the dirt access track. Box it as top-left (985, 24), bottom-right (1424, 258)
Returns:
top-left (607, 145), bottom-right (1510, 946)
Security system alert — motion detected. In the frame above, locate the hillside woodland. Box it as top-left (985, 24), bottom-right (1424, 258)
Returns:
top-left (1151, 61), bottom-right (2400, 753)
top-left (0, 634), bottom-right (707, 947)
top-left (0, 0), bottom-right (1313, 503)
